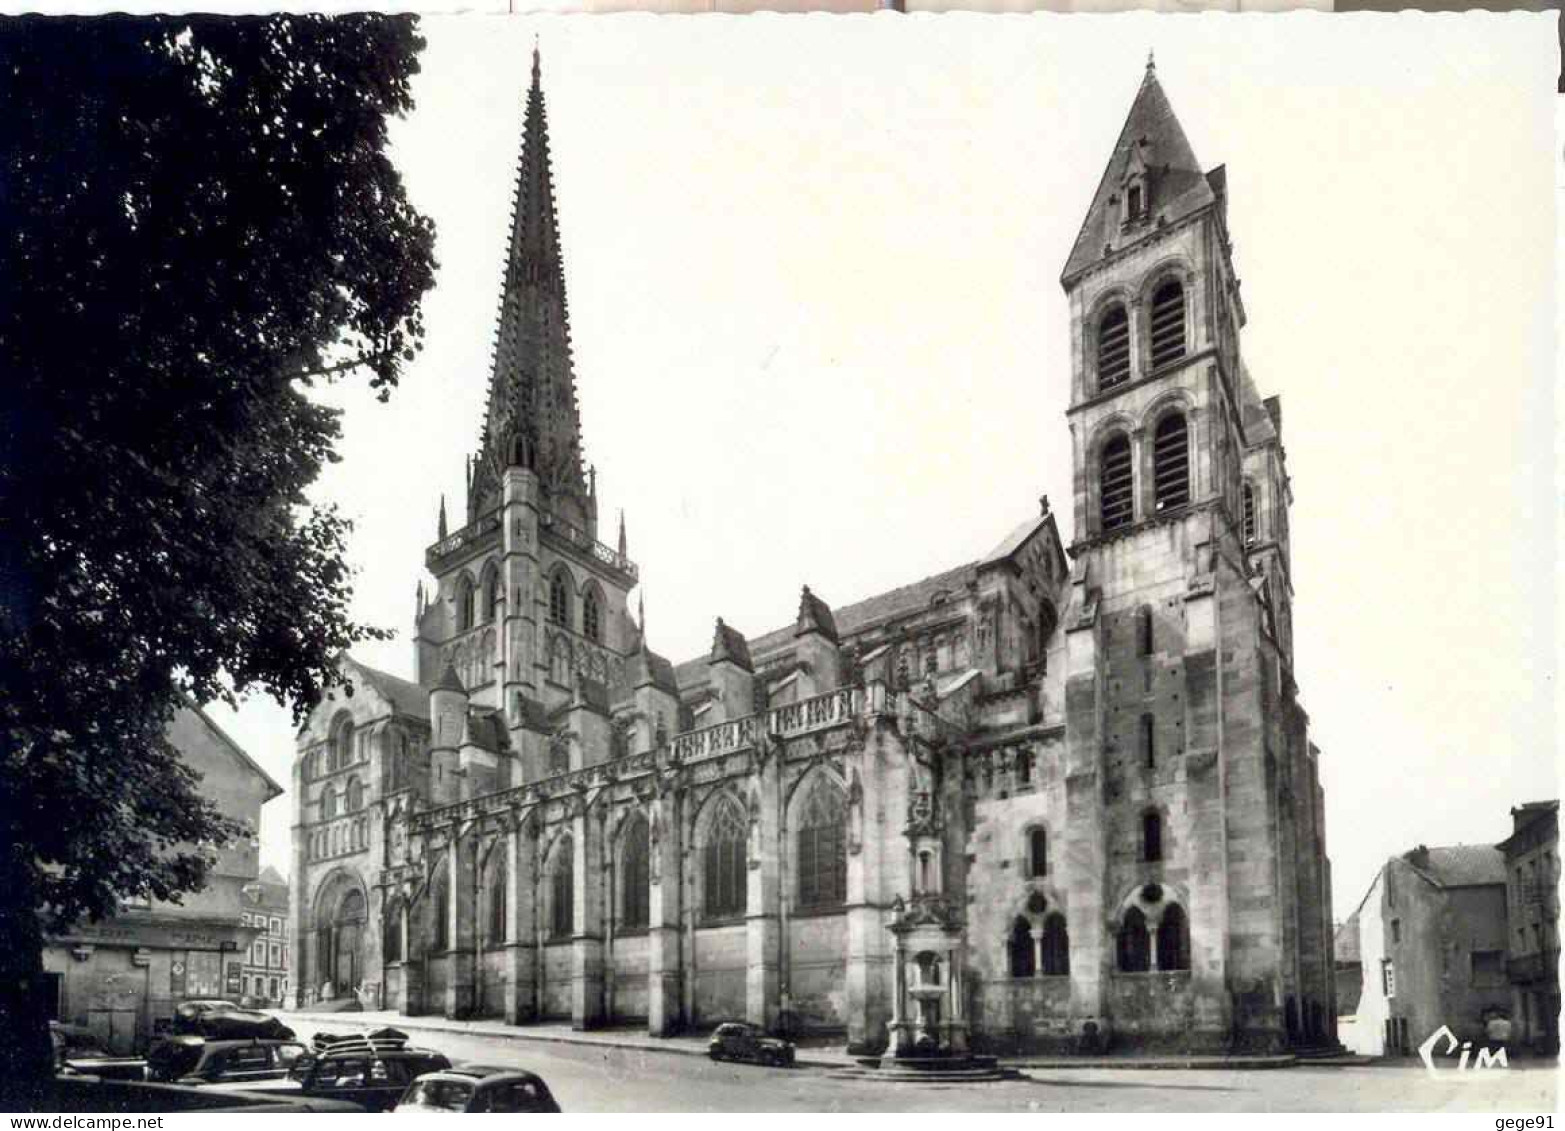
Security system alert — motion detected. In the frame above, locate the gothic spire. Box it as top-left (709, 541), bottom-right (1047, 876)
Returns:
top-left (473, 43), bottom-right (589, 520)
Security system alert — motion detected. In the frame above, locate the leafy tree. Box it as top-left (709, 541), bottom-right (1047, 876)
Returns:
top-left (0, 14), bottom-right (436, 1094)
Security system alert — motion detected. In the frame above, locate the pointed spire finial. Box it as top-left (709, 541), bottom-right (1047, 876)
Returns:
top-left (532, 36), bottom-right (541, 86)
top-left (1146, 49), bottom-right (1155, 73)
top-left (438, 494), bottom-right (448, 540)
top-left (617, 509), bottom-right (627, 557)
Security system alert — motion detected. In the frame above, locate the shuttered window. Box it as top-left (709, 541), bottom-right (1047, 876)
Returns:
top-left (1099, 434), bottom-right (1134, 531)
top-left (1149, 280), bottom-right (1186, 369)
top-left (1153, 414), bottom-right (1190, 512)
top-left (1097, 305), bottom-right (1131, 389)
top-left (1242, 482), bottom-right (1257, 544)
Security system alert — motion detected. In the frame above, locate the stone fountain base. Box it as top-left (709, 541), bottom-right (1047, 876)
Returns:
top-left (838, 1054), bottom-right (1017, 1083)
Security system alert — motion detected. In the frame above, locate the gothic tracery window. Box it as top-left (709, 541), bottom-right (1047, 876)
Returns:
top-left (430, 864), bottom-right (450, 953)
top-left (456, 573), bottom-right (476, 633)
top-left (549, 569), bottom-right (571, 629)
top-left (703, 799), bottom-right (747, 919)
top-left (795, 779), bottom-right (847, 910)
top-left (583, 588), bottom-right (602, 644)
top-left (1157, 904), bottom-right (1191, 971)
top-left (620, 815), bottom-right (650, 930)
top-left (1041, 913), bottom-right (1070, 976)
top-left (383, 901), bottom-right (403, 963)
top-left (550, 838), bottom-right (574, 939)
top-left (485, 849), bottom-right (507, 947)
top-left (484, 565), bottom-right (502, 623)
top-left (1118, 906), bottom-right (1150, 972)
top-left (1008, 916), bottom-right (1035, 978)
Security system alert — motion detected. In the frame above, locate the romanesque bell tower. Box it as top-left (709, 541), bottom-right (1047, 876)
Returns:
top-left (1056, 58), bottom-right (1333, 1052)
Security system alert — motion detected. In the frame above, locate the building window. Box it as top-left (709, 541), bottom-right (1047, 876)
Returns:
top-left (548, 570), bottom-right (571, 629)
top-left (484, 566), bottom-right (502, 623)
top-left (1097, 304), bottom-right (1131, 389)
top-left (332, 717), bottom-right (354, 772)
top-left (455, 573), bottom-right (476, 633)
top-left (321, 785), bottom-right (337, 821)
top-left (1118, 907), bottom-right (1151, 972)
top-left (1390, 918), bottom-right (1401, 945)
top-left (345, 776), bottom-right (364, 812)
top-left (1041, 913), bottom-right (1070, 976)
top-left (620, 815), bottom-right (650, 930)
top-left (1028, 828), bottom-right (1048, 878)
top-left (1135, 605), bottom-right (1153, 657)
top-left (795, 779), bottom-right (847, 910)
top-left (550, 839), bottom-right (574, 940)
top-left (1143, 811), bottom-right (1163, 863)
top-left (1140, 714), bottom-right (1156, 769)
top-left (1017, 750), bottom-right (1032, 786)
top-left (1009, 917), bottom-right (1036, 978)
top-left (383, 902), bottom-right (403, 963)
top-left (485, 851), bottom-right (508, 947)
top-left (1126, 184), bottom-right (1143, 221)
top-left (1156, 904), bottom-right (1190, 971)
top-left (269, 977), bottom-right (279, 999)
top-left (1242, 482), bottom-right (1258, 545)
top-left (1152, 413), bottom-right (1191, 512)
top-left (1148, 279), bottom-right (1186, 369)
top-left (583, 588), bottom-right (602, 644)
top-left (1099, 433), bottom-right (1134, 532)
top-left (430, 866), bottom-right (450, 952)
top-left (1381, 958), bottom-right (1396, 997)
top-left (703, 800), bottom-right (747, 920)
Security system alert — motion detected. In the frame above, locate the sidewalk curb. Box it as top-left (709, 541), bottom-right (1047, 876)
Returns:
top-left (280, 1011), bottom-right (849, 1070)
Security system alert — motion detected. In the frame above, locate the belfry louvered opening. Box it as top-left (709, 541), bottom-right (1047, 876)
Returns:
top-left (1148, 280), bottom-right (1186, 369)
top-left (1099, 434), bottom-right (1134, 531)
top-left (1242, 482), bottom-right (1258, 544)
top-left (1153, 414), bottom-right (1190, 512)
top-left (1097, 304), bottom-right (1131, 389)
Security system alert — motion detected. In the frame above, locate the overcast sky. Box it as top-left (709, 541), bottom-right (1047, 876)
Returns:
top-left (205, 13), bottom-right (1556, 916)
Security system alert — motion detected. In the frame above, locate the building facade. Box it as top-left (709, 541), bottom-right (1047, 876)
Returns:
top-left (1336, 846), bottom-right (1511, 1057)
top-left (1498, 800), bottom-right (1559, 1055)
top-left (289, 52), bottom-right (1335, 1055)
top-left (44, 705), bottom-right (282, 1053)
top-left (239, 866), bottom-right (291, 1008)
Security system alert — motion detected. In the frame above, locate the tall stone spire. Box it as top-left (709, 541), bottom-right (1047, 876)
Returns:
top-left (472, 43), bottom-right (590, 526)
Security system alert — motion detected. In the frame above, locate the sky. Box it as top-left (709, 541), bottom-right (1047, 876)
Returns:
top-left (199, 12), bottom-right (1557, 920)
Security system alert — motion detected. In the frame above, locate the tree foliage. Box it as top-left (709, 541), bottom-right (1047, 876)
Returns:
top-left (0, 13), bottom-right (436, 1085)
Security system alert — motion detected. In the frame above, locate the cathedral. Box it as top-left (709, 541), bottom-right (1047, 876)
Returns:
top-left (288, 49), bottom-right (1336, 1055)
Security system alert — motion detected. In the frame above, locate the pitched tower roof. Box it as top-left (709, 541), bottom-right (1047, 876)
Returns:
top-left (472, 45), bottom-right (589, 518)
top-left (1061, 58), bottom-right (1217, 286)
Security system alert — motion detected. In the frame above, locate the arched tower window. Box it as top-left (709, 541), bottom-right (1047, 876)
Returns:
top-left (1148, 279), bottom-right (1186, 369)
top-left (1097, 304), bottom-right (1131, 389)
top-left (583, 587), bottom-right (602, 644)
top-left (484, 565), bottom-right (502, 623)
top-left (1028, 828), bottom-right (1048, 878)
top-left (1242, 481), bottom-right (1258, 545)
top-left (1099, 433), bottom-right (1134, 532)
top-left (1118, 907), bottom-right (1151, 972)
top-left (1008, 916), bottom-right (1036, 978)
top-left (1143, 810), bottom-right (1164, 863)
top-left (1157, 904), bottom-right (1191, 971)
top-left (1136, 605), bottom-right (1153, 656)
top-left (455, 574), bottom-right (476, 633)
top-left (620, 815), bottom-right (650, 930)
top-left (332, 716), bottom-right (354, 771)
top-left (320, 784), bottom-right (337, 821)
top-left (1041, 913), bottom-right (1070, 976)
top-left (1153, 412), bottom-right (1191, 512)
top-left (548, 569), bottom-right (571, 629)
top-left (345, 776), bottom-right (364, 812)
top-left (1140, 714), bottom-right (1156, 769)
top-left (550, 838), bottom-right (574, 940)
top-left (703, 799), bottom-right (747, 920)
top-left (795, 778), bottom-right (846, 910)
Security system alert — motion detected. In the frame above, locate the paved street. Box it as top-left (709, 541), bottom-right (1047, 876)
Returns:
top-left (345, 1024), bottom-right (1559, 1113)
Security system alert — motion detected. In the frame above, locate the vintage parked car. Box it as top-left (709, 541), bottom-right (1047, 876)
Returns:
top-left (49, 1023), bottom-right (147, 1082)
top-left (280, 1032), bottom-right (452, 1112)
top-left (143, 1035), bottom-right (309, 1086)
top-left (707, 1022), bottom-right (796, 1067)
top-left (392, 1066), bottom-right (561, 1114)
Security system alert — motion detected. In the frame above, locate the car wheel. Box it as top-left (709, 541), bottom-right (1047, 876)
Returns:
top-left (708, 1049), bottom-right (723, 1061)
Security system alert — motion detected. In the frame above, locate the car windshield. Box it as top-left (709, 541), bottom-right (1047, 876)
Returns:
top-left (400, 1080), bottom-right (473, 1112)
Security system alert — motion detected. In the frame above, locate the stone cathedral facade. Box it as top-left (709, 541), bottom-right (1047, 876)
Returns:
top-left (289, 52), bottom-right (1336, 1055)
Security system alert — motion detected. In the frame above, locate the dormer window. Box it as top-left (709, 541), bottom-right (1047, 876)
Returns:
top-left (1127, 184), bottom-right (1143, 220)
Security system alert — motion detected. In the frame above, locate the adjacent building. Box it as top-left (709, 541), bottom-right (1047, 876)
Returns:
top-left (1337, 845), bottom-right (1511, 1057)
top-left (1498, 800), bottom-right (1559, 1054)
top-left (42, 704), bottom-right (283, 1053)
top-left (239, 865), bottom-right (291, 1008)
top-left (290, 51), bottom-right (1335, 1055)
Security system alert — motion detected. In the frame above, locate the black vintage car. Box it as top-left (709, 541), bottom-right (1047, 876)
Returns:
top-left (49, 1023), bottom-right (147, 1082)
top-left (202, 1031), bottom-right (452, 1113)
top-left (393, 1065), bottom-right (561, 1114)
top-left (707, 1022), bottom-right (796, 1067)
top-left (144, 1035), bottom-right (309, 1086)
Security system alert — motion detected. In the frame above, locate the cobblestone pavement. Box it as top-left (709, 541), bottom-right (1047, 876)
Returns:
top-left (283, 1015), bottom-right (1558, 1113)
